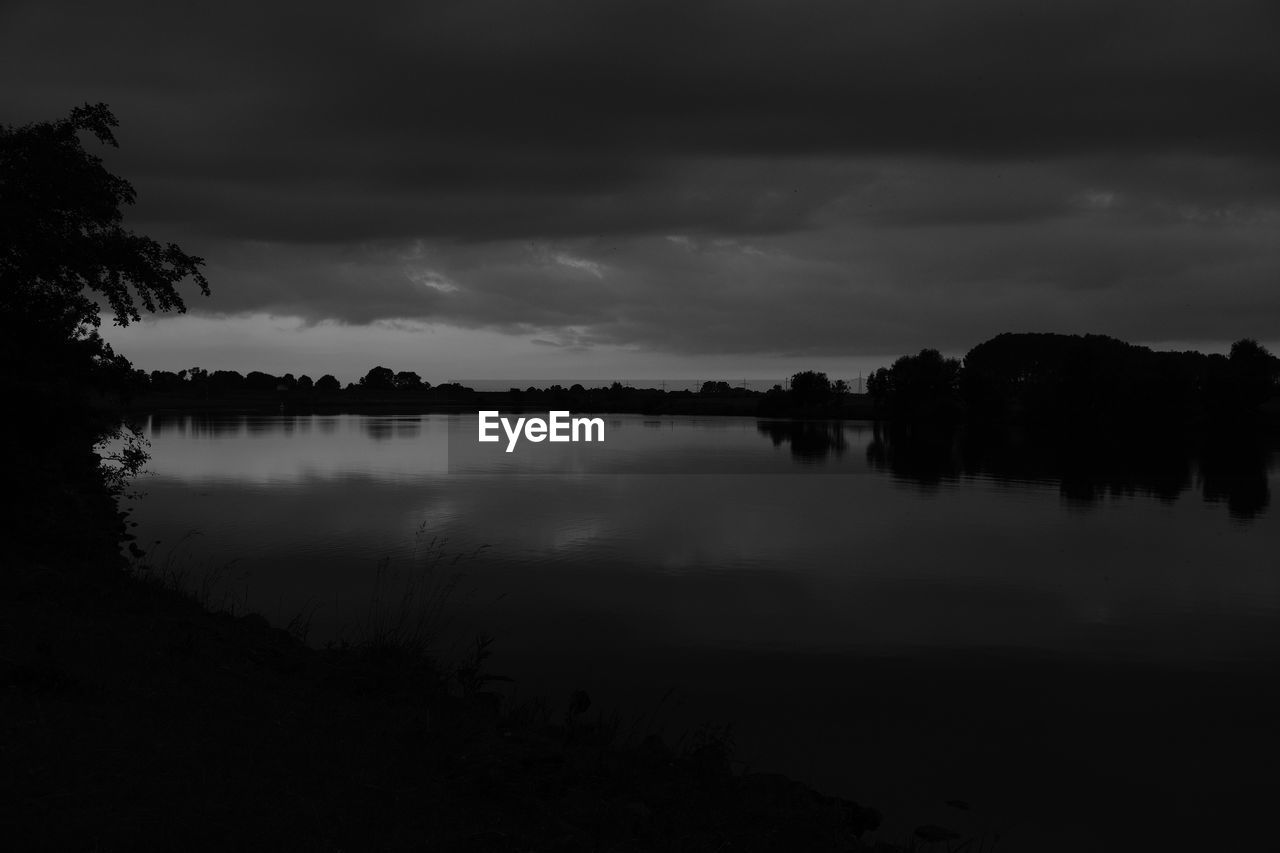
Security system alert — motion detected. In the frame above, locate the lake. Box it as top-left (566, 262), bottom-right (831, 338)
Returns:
top-left (126, 412), bottom-right (1280, 851)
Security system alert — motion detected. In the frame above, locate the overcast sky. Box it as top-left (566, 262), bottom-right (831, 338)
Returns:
top-left (3, 0), bottom-right (1278, 382)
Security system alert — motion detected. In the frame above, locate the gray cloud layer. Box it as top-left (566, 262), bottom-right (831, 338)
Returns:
top-left (3, 0), bottom-right (1278, 356)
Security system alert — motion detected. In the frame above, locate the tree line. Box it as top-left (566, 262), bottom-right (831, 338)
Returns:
top-left (131, 337), bottom-right (1280, 426)
top-left (137, 365), bottom-right (471, 397)
top-left (866, 334), bottom-right (1280, 425)
top-left (132, 366), bottom-right (863, 414)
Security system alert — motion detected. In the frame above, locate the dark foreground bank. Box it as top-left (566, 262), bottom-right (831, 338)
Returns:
top-left (2, 548), bottom-right (898, 852)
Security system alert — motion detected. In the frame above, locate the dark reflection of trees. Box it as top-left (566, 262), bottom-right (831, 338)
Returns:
top-left (960, 428), bottom-right (1192, 508)
top-left (152, 414), bottom-right (345, 436)
top-left (1199, 428), bottom-right (1274, 520)
top-left (757, 421), bottom-right (850, 462)
top-left (364, 417), bottom-right (396, 441)
top-left (149, 413), bottom-right (248, 438)
top-left (243, 417), bottom-right (281, 436)
top-left (864, 422), bottom-right (962, 491)
top-left (147, 412), bottom-right (179, 435)
top-left (361, 417), bottom-right (421, 441)
top-left (864, 421), bottom-right (1274, 521)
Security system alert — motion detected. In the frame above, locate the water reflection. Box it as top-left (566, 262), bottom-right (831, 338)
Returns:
top-left (143, 413), bottom-right (1276, 520)
top-left (864, 422), bottom-right (1275, 520)
top-left (361, 416), bottom-right (392, 441)
top-left (1199, 434), bottom-right (1274, 519)
top-left (141, 413), bottom-right (448, 481)
top-left (756, 420), bottom-right (857, 462)
top-left (127, 411), bottom-right (1280, 850)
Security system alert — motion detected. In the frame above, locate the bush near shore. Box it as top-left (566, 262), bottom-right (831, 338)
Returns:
top-left (4, 530), bottom-right (891, 852)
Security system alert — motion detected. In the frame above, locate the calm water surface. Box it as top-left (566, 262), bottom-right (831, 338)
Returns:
top-left (128, 413), bottom-right (1280, 850)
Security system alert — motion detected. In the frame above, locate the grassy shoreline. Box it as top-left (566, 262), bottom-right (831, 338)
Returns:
top-left (4, 533), bottom-right (893, 852)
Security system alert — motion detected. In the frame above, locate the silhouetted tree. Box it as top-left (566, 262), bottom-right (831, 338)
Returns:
top-left (788, 371), bottom-right (832, 406)
top-left (868, 349), bottom-right (960, 421)
top-left (1, 103), bottom-right (208, 557)
top-left (360, 366), bottom-right (396, 392)
top-left (959, 332), bottom-right (1271, 425)
top-left (1225, 338), bottom-right (1279, 413)
top-left (149, 370), bottom-right (184, 392)
top-left (315, 374), bottom-right (341, 393)
top-left (244, 371), bottom-right (278, 392)
top-left (394, 370), bottom-right (423, 391)
top-left (208, 370), bottom-right (245, 393)
top-left (2, 104), bottom-right (208, 342)
top-left (756, 371), bottom-right (841, 417)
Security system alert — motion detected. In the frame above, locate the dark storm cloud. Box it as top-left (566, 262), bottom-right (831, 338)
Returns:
top-left (7, 0), bottom-right (1280, 237)
top-left (3, 0), bottom-right (1279, 356)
